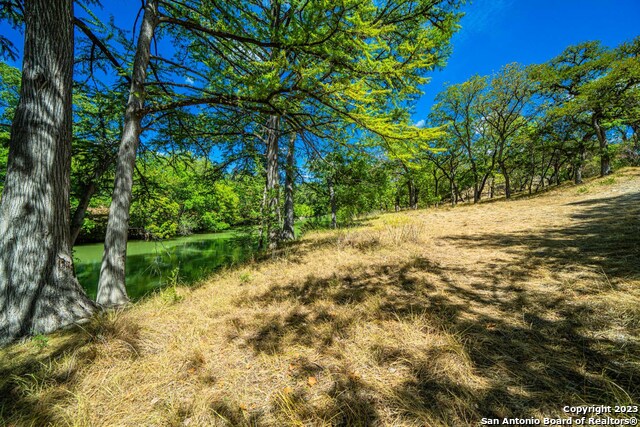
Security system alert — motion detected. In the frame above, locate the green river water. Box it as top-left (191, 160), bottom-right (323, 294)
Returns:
top-left (73, 230), bottom-right (257, 300)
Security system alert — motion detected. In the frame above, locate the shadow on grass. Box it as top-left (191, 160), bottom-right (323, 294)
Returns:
top-left (0, 331), bottom-right (91, 425)
top-left (0, 312), bottom-right (141, 425)
top-left (447, 192), bottom-right (640, 287)
top-left (231, 192), bottom-right (640, 424)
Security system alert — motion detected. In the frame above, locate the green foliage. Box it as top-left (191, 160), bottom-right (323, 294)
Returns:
top-left (0, 62), bottom-right (19, 194)
top-left (131, 196), bottom-right (181, 240)
top-left (294, 203), bottom-right (314, 219)
top-left (116, 155), bottom-right (251, 239)
top-left (577, 186), bottom-right (589, 194)
top-left (158, 268), bottom-right (184, 304)
top-left (598, 177), bottom-right (616, 186)
top-left (31, 334), bottom-right (49, 351)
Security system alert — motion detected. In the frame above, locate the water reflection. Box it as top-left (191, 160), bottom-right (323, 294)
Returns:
top-left (74, 232), bottom-right (257, 300)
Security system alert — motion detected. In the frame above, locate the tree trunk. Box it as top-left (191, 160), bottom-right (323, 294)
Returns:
top-left (574, 167), bottom-right (582, 185)
top-left (264, 115), bottom-right (281, 250)
top-left (407, 180), bottom-right (415, 209)
top-left (473, 183), bottom-right (480, 204)
top-left (433, 171), bottom-right (439, 206)
top-left (450, 180), bottom-right (456, 206)
top-left (501, 164), bottom-right (511, 199)
top-left (575, 139), bottom-right (586, 185)
top-left (281, 132), bottom-right (296, 241)
top-left (0, 0), bottom-right (95, 344)
top-left (97, 0), bottom-right (158, 307)
top-left (257, 183), bottom-right (268, 250)
top-left (593, 115), bottom-right (611, 176)
top-left (329, 178), bottom-right (337, 228)
top-left (70, 181), bottom-right (97, 246)
top-left (70, 152), bottom-right (115, 246)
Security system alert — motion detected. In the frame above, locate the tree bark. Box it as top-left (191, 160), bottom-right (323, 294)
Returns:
top-left (97, 0), bottom-right (158, 307)
top-left (257, 183), bottom-right (268, 250)
top-left (575, 150), bottom-right (585, 185)
top-left (329, 178), bottom-right (337, 228)
top-left (70, 181), bottom-right (97, 246)
top-left (433, 170), bottom-right (439, 205)
top-left (0, 0), bottom-right (95, 344)
top-left (593, 115), bottom-right (611, 176)
top-left (407, 179), bottom-right (414, 209)
top-left (70, 145), bottom-right (116, 246)
top-left (264, 115), bottom-right (281, 250)
top-left (281, 132), bottom-right (296, 241)
top-left (450, 181), bottom-right (456, 206)
top-left (504, 170), bottom-right (511, 199)
top-left (575, 136), bottom-right (588, 185)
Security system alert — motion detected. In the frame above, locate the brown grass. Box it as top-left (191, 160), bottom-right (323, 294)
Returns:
top-left (2, 168), bottom-right (640, 426)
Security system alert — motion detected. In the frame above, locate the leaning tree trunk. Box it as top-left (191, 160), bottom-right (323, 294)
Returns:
top-left (70, 153), bottom-right (115, 246)
top-left (264, 115), bottom-right (281, 250)
top-left (97, 0), bottom-right (158, 307)
top-left (70, 181), bottom-right (98, 246)
top-left (281, 132), bottom-right (296, 241)
top-left (0, 0), bottom-right (95, 344)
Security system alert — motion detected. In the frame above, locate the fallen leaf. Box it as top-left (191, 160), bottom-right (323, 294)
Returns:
top-left (347, 371), bottom-right (360, 380)
top-left (307, 376), bottom-right (317, 386)
top-left (283, 386), bottom-right (294, 394)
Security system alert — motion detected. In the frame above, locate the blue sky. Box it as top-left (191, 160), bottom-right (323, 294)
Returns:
top-left (1, 0), bottom-right (639, 125)
top-left (413, 0), bottom-right (640, 125)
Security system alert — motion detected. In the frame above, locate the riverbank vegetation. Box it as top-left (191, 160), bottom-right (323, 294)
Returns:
top-left (1, 168), bottom-right (638, 425)
top-left (0, 0), bottom-right (639, 424)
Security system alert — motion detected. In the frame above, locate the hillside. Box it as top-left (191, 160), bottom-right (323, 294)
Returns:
top-left (2, 168), bottom-right (639, 426)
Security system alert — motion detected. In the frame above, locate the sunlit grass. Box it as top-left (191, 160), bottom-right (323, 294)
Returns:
top-left (1, 168), bottom-right (639, 426)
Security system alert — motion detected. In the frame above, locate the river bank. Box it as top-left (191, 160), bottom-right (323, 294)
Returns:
top-left (2, 169), bottom-right (639, 426)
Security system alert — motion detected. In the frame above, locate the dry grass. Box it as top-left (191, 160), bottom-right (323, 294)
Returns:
top-left (2, 168), bottom-right (640, 426)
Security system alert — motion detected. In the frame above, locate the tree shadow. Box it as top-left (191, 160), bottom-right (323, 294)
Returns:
top-left (232, 192), bottom-right (640, 424)
top-left (445, 192), bottom-right (640, 288)
top-left (0, 331), bottom-right (92, 424)
top-left (0, 312), bottom-right (141, 425)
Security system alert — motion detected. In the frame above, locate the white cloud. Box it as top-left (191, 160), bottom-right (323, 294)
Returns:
top-left (414, 119), bottom-right (426, 128)
top-left (185, 76), bottom-right (195, 84)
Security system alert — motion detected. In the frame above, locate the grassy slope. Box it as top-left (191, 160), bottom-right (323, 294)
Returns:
top-left (1, 169), bottom-right (639, 426)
